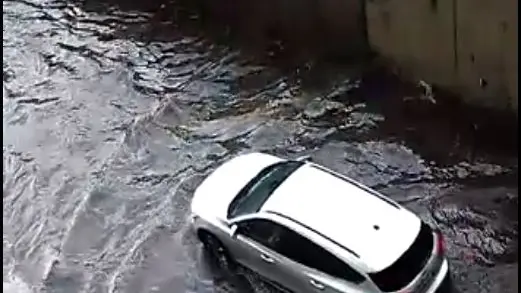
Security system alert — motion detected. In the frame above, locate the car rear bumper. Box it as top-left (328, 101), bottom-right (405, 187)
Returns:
top-left (434, 259), bottom-right (453, 293)
top-left (427, 259), bottom-right (451, 293)
top-left (434, 272), bottom-right (453, 293)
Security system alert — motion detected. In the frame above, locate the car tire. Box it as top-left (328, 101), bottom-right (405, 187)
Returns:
top-left (198, 230), bottom-right (236, 271)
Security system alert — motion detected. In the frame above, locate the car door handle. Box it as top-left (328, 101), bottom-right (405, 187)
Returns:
top-left (309, 279), bottom-right (325, 290)
top-left (260, 253), bottom-right (275, 263)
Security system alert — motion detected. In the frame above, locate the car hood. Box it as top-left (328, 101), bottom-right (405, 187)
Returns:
top-left (190, 152), bottom-right (283, 220)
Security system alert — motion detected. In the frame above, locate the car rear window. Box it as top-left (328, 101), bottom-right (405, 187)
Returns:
top-left (368, 222), bottom-right (434, 292)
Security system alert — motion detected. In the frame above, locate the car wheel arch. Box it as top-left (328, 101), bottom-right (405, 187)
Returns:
top-left (196, 229), bottom-right (229, 254)
top-left (197, 228), bottom-right (238, 269)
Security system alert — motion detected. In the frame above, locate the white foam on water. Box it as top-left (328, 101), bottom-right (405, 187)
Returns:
top-left (3, 273), bottom-right (33, 293)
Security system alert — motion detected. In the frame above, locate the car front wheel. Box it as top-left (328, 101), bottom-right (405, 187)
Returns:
top-left (198, 230), bottom-right (236, 271)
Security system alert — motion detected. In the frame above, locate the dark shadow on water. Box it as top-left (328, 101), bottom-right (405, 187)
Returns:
top-left (73, 0), bottom-right (517, 164)
top-left (346, 67), bottom-right (518, 166)
top-left (199, 249), bottom-right (255, 292)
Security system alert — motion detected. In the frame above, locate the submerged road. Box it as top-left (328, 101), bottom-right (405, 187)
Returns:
top-left (3, 0), bottom-right (518, 292)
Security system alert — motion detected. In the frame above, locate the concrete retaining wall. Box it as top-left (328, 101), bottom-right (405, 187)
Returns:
top-left (367, 0), bottom-right (518, 111)
top-left (188, 0), bottom-right (518, 111)
top-left (456, 0), bottom-right (518, 111)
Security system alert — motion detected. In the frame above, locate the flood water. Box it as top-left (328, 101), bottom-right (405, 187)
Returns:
top-left (3, 0), bottom-right (518, 292)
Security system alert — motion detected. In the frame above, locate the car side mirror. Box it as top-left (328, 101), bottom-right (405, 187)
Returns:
top-left (229, 224), bottom-right (239, 238)
top-left (296, 155), bottom-right (312, 162)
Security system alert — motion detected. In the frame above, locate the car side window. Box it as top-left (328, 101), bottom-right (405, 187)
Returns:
top-left (237, 218), bottom-right (281, 248)
top-left (237, 219), bottom-right (365, 284)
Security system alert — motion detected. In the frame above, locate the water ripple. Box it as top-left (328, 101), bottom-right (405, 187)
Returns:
top-left (3, 0), bottom-right (517, 292)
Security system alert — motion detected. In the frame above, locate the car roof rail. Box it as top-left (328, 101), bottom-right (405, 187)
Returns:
top-left (265, 210), bottom-right (360, 258)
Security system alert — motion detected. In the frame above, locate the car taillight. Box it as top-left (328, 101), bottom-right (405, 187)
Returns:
top-left (436, 231), bottom-right (445, 255)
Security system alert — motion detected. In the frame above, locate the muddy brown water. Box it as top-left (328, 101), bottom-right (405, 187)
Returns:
top-left (3, 0), bottom-right (518, 292)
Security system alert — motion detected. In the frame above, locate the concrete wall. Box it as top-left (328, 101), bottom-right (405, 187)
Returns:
top-left (188, 0), bottom-right (517, 111)
top-left (456, 0), bottom-right (518, 111)
top-left (366, 0), bottom-right (518, 111)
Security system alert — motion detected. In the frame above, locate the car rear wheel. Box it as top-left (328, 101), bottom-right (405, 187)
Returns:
top-left (198, 230), bottom-right (236, 271)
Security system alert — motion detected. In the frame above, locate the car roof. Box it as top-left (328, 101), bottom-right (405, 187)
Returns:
top-left (260, 162), bottom-right (421, 273)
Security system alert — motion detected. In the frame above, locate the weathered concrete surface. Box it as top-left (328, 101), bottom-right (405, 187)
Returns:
top-left (365, 0), bottom-right (457, 87)
top-left (456, 0), bottom-right (518, 110)
top-left (366, 0), bottom-right (518, 111)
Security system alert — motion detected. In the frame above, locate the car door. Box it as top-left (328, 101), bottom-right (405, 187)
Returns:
top-left (264, 224), bottom-right (372, 293)
top-left (225, 218), bottom-right (291, 289)
top-left (229, 218), bottom-right (369, 293)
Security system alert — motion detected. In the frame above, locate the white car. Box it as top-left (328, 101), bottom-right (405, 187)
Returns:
top-left (190, 152), bottom-right (452, 293)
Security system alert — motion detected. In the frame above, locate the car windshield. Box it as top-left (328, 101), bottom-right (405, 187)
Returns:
top-left (227, 160), bottom-right (304, 219)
